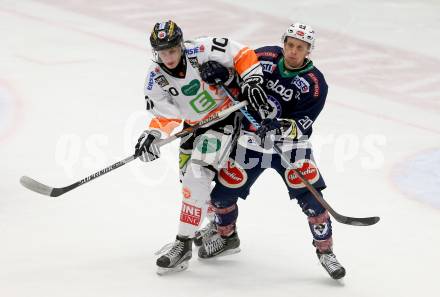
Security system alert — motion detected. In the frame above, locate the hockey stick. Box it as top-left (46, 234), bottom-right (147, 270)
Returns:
top-left (20, 100), bottom-right (248, 197)
top-left (218, 84), bottom-right (379, 226)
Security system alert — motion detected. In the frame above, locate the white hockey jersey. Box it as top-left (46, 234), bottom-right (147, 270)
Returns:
top-left (144, 37), bottom-right (263, 135)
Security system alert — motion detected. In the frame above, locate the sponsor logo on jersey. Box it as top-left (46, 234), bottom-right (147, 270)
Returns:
top-left (256, 51), bottom-right (278, 58)
top-left (218, 159), bottom-right (248, 188)
top-left (189, 90), bottom-right (216, 113)
top-left (182, 187), bottom-right (191, 199)
top-left (147, 71), bottom-right (156, 90)
top-left (180, 202), bottom-right (202, 226)
top-left (181, 79), bottom-right (201, 96)
top-left (307, 73), bottom-right (320, 97)
top-left (197, 136), bottom-right (221, 154)
top-left (266, 79), bottom-right (294, 101)
top-left (185, 45), bottom-right (204, 55)
top-left (261, 61), bottom-right (276, 73)
top-left (292, 76), bottom-right (310, 93)
top-left (154, 75), bottom-right (169, 88)
top-left (284, 159), bottom-right (320, 189)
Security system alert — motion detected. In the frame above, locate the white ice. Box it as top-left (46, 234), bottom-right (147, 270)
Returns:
top-left (1, 0), bottom-right (439, 296)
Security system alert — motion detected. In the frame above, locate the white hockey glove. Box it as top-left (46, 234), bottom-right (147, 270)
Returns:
top-left (255, 118), bottom-right (298, 148)
top-left (241, 75), bottom-right (273, 119)
top-left (135, 130), bottom-right (161, 162)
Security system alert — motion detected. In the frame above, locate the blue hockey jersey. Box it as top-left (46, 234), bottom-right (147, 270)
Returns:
top-left (254, 45), bottom-right (328, 139)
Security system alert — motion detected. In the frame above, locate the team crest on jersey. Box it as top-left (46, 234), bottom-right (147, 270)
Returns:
top-left (267, 95), bottom-right (282, 118)
top-left (218, 159), bottom-right (248, 188)
top-left (154, 75), bottom-right (169, 88)
top-left (284, 159), bottom-right (320, 189)
top-left (292, 76), bottom-right (310, 93)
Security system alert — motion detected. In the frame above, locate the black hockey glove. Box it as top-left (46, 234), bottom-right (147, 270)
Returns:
top-left (200, 61), bottom-right (231, 85)
top-left (135, 130), bottom-right (161, 162)
top-left (241, 75), bottom-right (273, 119)
top-left (255, 118), bottom-right (298, 148)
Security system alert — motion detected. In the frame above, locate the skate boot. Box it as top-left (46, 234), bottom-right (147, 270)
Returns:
top-left (316, 249), bottom-right (346, 279)
top-left (198, 232), bottom-right (241, 259)
top-left (194, 222), bottom-right (217, 247)
top-left (156, 236), bottom-right (192, 275)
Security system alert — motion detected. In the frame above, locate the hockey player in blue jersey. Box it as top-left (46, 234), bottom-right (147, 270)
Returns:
top-left (195, 22), bottom-right (346, 280)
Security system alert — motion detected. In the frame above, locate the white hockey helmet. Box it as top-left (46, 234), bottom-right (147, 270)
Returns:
top-left (281, 22), bottom-right (315, 52)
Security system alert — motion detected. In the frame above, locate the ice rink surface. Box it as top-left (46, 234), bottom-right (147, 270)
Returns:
top-left (1, 0), bottom-right (439, 296)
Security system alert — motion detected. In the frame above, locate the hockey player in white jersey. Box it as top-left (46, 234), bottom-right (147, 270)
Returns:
top-left (134, 20), bottom-right (271, 275)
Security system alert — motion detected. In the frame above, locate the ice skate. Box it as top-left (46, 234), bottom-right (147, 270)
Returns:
top-left (198, 232), bottom-right (241, 259)
top-left (316, 249), bottom-right (346, 279)
top-left (156, 236), bottom-right (192, 275)
top-left (194, 222), bottom-right (217, 247)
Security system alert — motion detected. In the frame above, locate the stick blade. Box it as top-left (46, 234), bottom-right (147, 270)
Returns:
top-left (335, 215), bottom-right (380, 226)
top-left (20, 176), bottom-right (54, 197)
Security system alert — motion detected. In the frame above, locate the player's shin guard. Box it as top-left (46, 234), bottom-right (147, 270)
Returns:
top-left (308, 211), bottom-right (345, 279)
top-left (214, 203), bottom-right (238, 237)
top-left (308, 211), bottom-right (333, 253)
top-left (178, 163), bottom-right (215, 238)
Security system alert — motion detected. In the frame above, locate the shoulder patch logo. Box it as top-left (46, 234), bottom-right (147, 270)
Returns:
top-left (292, 76), bottom-right (310, 93)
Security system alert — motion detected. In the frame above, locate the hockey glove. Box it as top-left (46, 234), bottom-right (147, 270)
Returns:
top-left (241, 75), bottom-right (273, 119)
top-left (255, 118), bottom-right (298, 148)
top-left (135, 130), bottom-right (161, 162)
top-left (200, 61), bottom-right (231, 85)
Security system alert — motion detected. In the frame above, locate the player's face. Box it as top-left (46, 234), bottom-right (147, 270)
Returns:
top-left (158, 46), bottom-right (182, 69)
top-left (283, 37), bottom-right (310, 69)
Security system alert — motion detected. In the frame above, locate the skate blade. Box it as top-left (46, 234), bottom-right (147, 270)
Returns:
top-left (156, 261), bottom-right (189, 275)
top-left (199, 247), bottom-right (241, 260)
